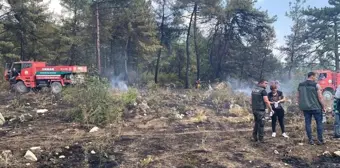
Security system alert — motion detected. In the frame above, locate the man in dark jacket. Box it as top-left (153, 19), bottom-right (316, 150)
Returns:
top-left (251, 79), bottom-right (273, 142)
top-left (297, 72), bottom-right (326, 145)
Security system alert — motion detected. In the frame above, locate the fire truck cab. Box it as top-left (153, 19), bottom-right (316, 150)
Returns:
top-left (314, 69), bottom-right (340, 100)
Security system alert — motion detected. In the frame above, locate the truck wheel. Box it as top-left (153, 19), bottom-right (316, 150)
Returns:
top-left (323, 90), bottom-right (333, 101)
top-left (51, 82), bottom-right (62, 94)
top-left (15, 81), bottom-right (29, 93)
top-left (32, 87), bottom-right (42, 93)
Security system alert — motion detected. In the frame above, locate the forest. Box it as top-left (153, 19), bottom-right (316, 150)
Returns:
top-left (0, 0), bottom-right (340, 88)
top-left (2, 1), bottom-right (340, 167)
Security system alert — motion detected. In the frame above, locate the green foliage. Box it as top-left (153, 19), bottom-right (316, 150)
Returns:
top-left (121, 88), bottom-right (138, 105)
top-left (59, 0), bottom-right (92, 65)
top-left (139, 72), bottom-right (154, 85)
top-left (302, 0), bottom-right (340, 70)
top-left (140, 72), bottom-right (184, 88)
top-left (62, 76), bottom-right (137, 126)
top-left (2, 0), bottom-right (332, 90)
top-left (109, 0), bottom-right (161, 74)
top-left (158, 73), bottom-right (183, 85)
top-left (1, 0), bottom-right (61, 62)
top-left (203, 0), bottom-right (279, 81)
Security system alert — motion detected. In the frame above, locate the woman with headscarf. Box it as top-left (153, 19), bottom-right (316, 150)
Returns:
top-left (268, 84), bottom-right (289, 138)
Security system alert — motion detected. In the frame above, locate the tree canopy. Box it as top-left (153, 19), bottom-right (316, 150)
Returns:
top-left (0, 0), bottom-right (337, 87)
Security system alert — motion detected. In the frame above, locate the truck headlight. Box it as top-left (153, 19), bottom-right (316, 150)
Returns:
top-left (329, 80), bottom-right (332, 83)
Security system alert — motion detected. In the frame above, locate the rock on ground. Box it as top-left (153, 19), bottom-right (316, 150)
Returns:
top-left (89, 127), bottom-right (99, 133)
top-left (334, 151), bottom-right (340, 157)
top-left (0, 113), bottom-right (5, 126)
top-left (24, 150), bottom-right (37, 162)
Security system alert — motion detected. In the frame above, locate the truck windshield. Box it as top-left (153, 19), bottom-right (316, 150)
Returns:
top-left (318, 73), bottom-right (327, 80)
top-left (12, 63), bottom-right (21, 71)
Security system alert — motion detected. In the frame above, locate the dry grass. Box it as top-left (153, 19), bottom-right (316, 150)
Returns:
top-left (224, 114), bottom-right (253, 123)
top-left (190, 110), bottom-right (208, 123)
top-left (3, 83), bottom-right (338, 168)
top-left (224, 106), bottom-right (253, 123)
top-left (140, 155), bottom-right (154, 167)
top-left (0, 150), bottom-right (13, 168)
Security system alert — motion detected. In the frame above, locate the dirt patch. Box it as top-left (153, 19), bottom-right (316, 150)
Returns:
top-left (0, 89), bottom-right (339, 168)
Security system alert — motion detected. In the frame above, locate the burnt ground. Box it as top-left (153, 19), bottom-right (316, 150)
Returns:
top-left (0, 89), bottom-right (340, 168)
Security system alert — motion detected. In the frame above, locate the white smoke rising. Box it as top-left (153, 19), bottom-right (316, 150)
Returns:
top-left (225, 76), bottom-right (303, 96)
top-left (276, 80), bottom-right (299, 95)
top-left (225, 77), bottom-right (254, 96)
top-left (110, 73), bottom-right (128, 91)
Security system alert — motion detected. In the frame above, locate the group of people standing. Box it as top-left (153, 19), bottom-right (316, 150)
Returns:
top-left (251, 78), bottom-right (288, 143)
top-left (251, 72), bottom-right (332, 145)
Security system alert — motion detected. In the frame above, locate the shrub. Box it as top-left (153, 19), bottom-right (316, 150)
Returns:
top-left (158, 73), bottom-right (182, 86)
top-left (62, 75), bottom-right (137, 126)
top-left (121, 88), bottom-right (138, 106)
top-left (139, 72), bottom-right (184, 88)
top-left (139, 72), bottom-right (154, 86)
top-left (208, 83), bottom-right (250, 113)
top-left (146, 81), bottom-right (159, 91)
top-left (210, 88), bottom-right (232, 111)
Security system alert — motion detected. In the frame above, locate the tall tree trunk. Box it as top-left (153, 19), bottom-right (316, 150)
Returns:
top-left (69, 45), bottom-right (76, 65)
top-left (214, 37), bottom-right (223, 79)
top-left (334, 20), bottom-right (339, 71)
top-left (216, 26), bottom-right (228, 79)
top-left (288, 52), bottom-right (294, 80)
top-left (259, 57), bottom-right (266, 80)
top-left (104, 48), bottom-right (107, 69)
top-left (177, 49), bottom-right (183, 79)
top-left (154, 0), bottom-right (165, 83)
top-left (240, 63), bottom-right (244, 80)
top-left (124, 37), bottom-right (130, 81)
top-left (288, 65), bottom-right (293, 80)
top-left (69, 6), bottom-right (78, 65)
top-left (185, 6), bottom-right (195, 89)
top-left (20, 32), bottom-right (24, 61)
top-left (209, 22), bottom-right (219, 67)
top-left (110, 39), bottom-right (114, 75)
top-left (193, 3), bottom-right (199, 81)
top-left (95, 1), bottom-right (101, 74)
top-left (259, 49), bottom-right (268, 80)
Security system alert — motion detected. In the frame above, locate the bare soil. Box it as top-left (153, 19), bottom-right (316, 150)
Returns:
top-left (0, 89), bottom-right (340, 168)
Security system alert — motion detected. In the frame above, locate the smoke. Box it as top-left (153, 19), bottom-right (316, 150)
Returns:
top-left (225, 77), bottom-right (254, 96)
top-left (276, 80), bottom-right (299, 95)
top-left (225, 76), bottom-right (302, 96)
top-left (110, 73), bottom-right (128, 91)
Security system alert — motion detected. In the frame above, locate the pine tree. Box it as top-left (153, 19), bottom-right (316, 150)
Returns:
top-left (280, 0), bottom-right (310, 79)
top-left (60, 0), bottom-right (92, 65)
top-left (3, 0), bottom-right (59, 61)
top-left (110, 0), bottom-right (160, 78)
top-left (303, 0), bottom-right (340, 70)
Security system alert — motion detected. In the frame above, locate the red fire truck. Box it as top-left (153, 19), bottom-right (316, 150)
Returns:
top-left (314, 69), bottom-right (339, 100)
top-left (4, 61), bottom-right (87, 94)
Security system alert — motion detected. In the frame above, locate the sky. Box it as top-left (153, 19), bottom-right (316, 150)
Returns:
top-left (255, 0), bottom-right (329, 50)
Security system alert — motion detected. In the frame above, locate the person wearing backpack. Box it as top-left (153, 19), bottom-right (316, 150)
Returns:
top-left (333, 86), bottom-right (340, 138)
